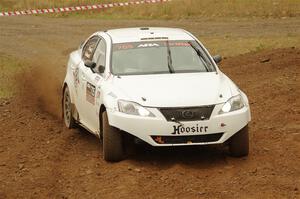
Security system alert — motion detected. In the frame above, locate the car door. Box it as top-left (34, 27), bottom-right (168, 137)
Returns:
top-left (77, 36), bottom-right (100, 132)
top-left (78, 36), bottom-right (107, 134)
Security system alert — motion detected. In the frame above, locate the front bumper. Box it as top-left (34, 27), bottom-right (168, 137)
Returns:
top-left (107, 104), bottom-right (251, 146)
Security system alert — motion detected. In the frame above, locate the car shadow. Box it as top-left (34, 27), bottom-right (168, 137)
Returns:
top-left (126, 142), bottom-right (231, 170)
top-left (73, 126), bottom-right (234, 169)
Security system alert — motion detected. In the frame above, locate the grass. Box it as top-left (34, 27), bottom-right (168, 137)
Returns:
top-left (0, 55), bottom-right (23, 98)
top-left (201, 36), bottom-right (300, 57)
top-left (0, 0), bottom-right (299, 19)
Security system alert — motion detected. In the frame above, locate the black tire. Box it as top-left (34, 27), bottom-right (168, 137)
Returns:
top-left (63, 86), bottom-right (76, 129)
top-left (229, 125), bottom-right (249, 157)
top-left (102, 111), bottom-right (124, 162)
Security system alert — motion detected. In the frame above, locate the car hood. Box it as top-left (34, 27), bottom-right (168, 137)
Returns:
top-left (111, 72), bottom-right (238, 107)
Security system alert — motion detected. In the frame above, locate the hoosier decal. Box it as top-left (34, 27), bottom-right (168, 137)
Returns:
top-left (172, 124), bottom-right (208, 135)
top-left (86, 82), bottom-right (96, 105)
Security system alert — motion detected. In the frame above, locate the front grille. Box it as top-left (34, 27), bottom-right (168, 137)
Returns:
top-left (151, 133), bottom-right (223, 144)
top-left (160, 106), bottom-right (215, 121)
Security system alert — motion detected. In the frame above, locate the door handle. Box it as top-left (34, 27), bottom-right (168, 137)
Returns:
top-left (81, 74), bottom-right (87, 81)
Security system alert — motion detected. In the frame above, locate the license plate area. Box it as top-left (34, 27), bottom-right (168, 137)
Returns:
top-left (151, 133), bottom-right (223, 144)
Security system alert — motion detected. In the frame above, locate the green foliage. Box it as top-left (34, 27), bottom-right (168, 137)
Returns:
top-left (256, 43), bottom-right (266, 52)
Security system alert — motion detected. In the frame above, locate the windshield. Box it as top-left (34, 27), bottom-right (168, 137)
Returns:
top-left (111, 40), bottom-right (216, 75)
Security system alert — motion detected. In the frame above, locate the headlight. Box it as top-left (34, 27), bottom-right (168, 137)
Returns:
top-left (118, 100), bottom-right (155, 117)
top-left (219, 94), bottom-right (244, 114)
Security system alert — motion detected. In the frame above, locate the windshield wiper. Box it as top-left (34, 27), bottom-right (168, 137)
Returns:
top-left (188, 41), bottom-right (210, 72)
top-left (166, 40), bottom-right (175, 73)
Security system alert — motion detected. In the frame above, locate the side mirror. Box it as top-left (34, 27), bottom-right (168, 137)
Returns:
top-left (213, 55), bottom-right (222, 64)
top-left (99, 65), bottom-right (105, 73)
top-left (84, 60), bottom-right (96, 69)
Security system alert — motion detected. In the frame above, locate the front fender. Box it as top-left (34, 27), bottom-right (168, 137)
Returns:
top-left (240, 90), bottom-right (251, 122)
top-left (101, 91), bottom-right (119, 125)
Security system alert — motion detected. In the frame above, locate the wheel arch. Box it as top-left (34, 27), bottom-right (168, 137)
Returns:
top-left (62, 82), bottom-right (78, 121)
top-left (62, 83), bottom-right (68, 119)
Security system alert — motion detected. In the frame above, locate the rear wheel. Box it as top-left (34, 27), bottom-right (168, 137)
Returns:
top-left (63, 86), bottom-right (76, 129)
top-left (102, 111), bottom-right (124, 162)
top-left (229, 125), bottom-right (249, 157)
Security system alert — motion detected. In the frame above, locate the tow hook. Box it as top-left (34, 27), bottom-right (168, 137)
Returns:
top-left (171, 117), bottom-right (184, 127)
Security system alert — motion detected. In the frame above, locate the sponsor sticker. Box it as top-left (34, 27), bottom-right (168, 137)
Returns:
top-left (86, 82), bottom-right (96, 105)
top-left (117, 44), bottom-right (134, 50)
top-left (113, 41), bottom-right (192, 51)
top-left (96, 90), bottom-right (101, 98)
top-left (137, 43), bottom-right (160, 48)
top-left (73, 67), bottom-right (80, 88)
top-left (172, 124), bottom-right (208, 135)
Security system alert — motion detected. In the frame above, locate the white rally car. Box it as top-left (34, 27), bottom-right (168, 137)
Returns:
top-left (62, 27), bottom-right (251, 162)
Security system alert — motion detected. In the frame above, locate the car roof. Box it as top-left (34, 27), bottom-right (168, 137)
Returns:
top-left (104, 27), bottom-right (195, 44)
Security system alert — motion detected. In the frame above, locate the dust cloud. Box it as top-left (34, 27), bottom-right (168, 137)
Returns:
top-left (18, 57), bottom-right (66, 118)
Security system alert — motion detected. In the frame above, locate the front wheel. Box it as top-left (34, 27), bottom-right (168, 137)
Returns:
top-left (229, 125), bottom-right (249, 157)
top-left (63, 86), bottom-right (76, 129)
top-left (102, 111), bottom-right (124, 162)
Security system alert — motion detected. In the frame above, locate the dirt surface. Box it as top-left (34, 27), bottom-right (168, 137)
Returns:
top-left (0, 16), bottom-right (300, 198)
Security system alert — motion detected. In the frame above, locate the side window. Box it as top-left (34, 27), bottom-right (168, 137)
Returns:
top-left (82, 36), bottom-right (100, 62)
top-left (92, 39), bottom-right (106, 73)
